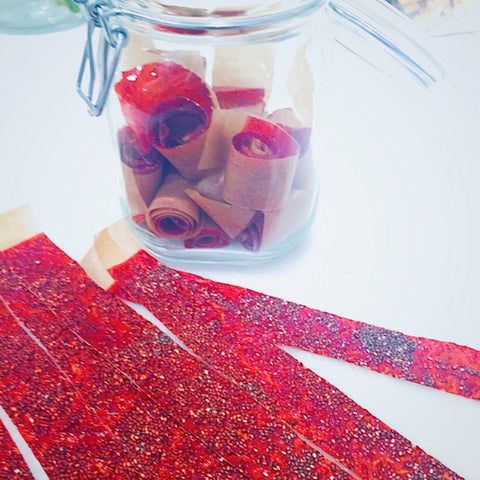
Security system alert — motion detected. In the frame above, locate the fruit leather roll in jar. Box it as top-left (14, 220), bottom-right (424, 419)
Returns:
top-left (76, 0), bottom-right (325, 264)
top-left (118, 126), bottom-right (166, 228)
top-left (147, 172), bottom-right (201, 240)
top-left (237, 189), bottom-right (313, 252)
top-left (184, 214), bottom-right (230, 249)
top-left (185, 173), bottom-right (257, 240)
top-left (114, 61), bottom-right (216, 180)
top-left (223, 116), bottom-right (300, 211)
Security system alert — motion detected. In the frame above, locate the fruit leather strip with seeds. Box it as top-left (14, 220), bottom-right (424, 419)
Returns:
top-left (2, 235), bottom-right (348, 479)
top-left (105, 250), bottom-right (463, 480)
top-left (217, 286), bottom-right (480, 400)
top-left (0, 235), bottom-right (346, 480)
top-left (0, 276), bottom-right (243, 479)
top-left (0, 299), bottom-right (145, 479)
top-left (0, 259), bottom-right (243, 479)
top-left (0, 246), bottom-right (255, 480)
top-left (0, 420), bottom-right (33, 479)
top-left (116, 247), bottom-right (480, 400)
top-left (0, 295), bottom-right (240, 480)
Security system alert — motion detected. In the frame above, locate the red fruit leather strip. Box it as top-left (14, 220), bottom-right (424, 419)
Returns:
top-left (0, 276), bottom-right (243, 479)
top-left (267, 108), bottom-right (311, 157)
top-left (115, 247), bottom-right (480, 401)
top-left (237, 212), bottom-right (263, 251)
top-left (0, 235), bottom-right (346, 480)
top-left (236, 293), bottom-right (480, 401)
top-left (0, 420), bottom-right (33, 479)
top-left (210, 277), bottom-right (480, 401)
top-left (0, 299), bottom-right (145, 479)
top-left (106, 250), bottom-right (463, 480)
top-left (214, 87), bottom-right (265, 108)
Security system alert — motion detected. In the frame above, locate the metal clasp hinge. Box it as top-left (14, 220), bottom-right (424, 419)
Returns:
top-left (75, 0), bottom-right (129, 116)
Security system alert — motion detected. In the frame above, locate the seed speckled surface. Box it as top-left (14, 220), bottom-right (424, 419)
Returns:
top-left (0, 299), bottom-right (145, 479)
top-left (0, 414), bottom-right (33, 479)
top-left (106, 249), bottom-right (464, 480)
top-left (0, 235), bottom-right (343, 480)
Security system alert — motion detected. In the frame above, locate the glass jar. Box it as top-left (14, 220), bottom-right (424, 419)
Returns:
top-left (75, 0), bottom-right (444, 265)
top-left (0, 0), bottom-right (84, 34)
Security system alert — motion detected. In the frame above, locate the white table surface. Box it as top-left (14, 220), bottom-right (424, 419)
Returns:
top-left (1, 7), bottom-right (480, 479)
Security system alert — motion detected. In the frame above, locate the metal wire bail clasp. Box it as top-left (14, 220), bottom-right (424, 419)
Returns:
top-left (75, 0), bottom-right (129, 116)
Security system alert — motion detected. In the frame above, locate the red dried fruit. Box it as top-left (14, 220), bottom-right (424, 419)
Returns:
top-left (149, 97), bottom-right (208, 149)
top-left (0, 236), bottom-right (345, 479)
top-left (223, 116), bottom-right (300, 211)
top-left (0, 420), bottom-right (33, 479)
top-left (118, 126), bottom-right (165, 174)
top-left (1, 257), bottom-right (245, 479)
top-left (104, 250), bottom-right (464, 480)
top-left (204, 284), bottom-right (480, 401)
top-left (3, 283), bottom-right (245, 478)
top-left (154, 24), bottom-right (207, 35)
top-left (111, 247), bottom-right (480, 401)
top-left (0, 299), bottom-right (145, 479)
top-left (276, 123), bottom-right (311, 156)
top-left (267, 108), bottom-right (311, 157)
top-left (214, 87), bottom-right (265, 112)
top-left (114, 61), bottom-right (214, 152)
top-left (146, 173), bottom-right (200, 239)
top-left (232, 116), bottom-right (298, 160)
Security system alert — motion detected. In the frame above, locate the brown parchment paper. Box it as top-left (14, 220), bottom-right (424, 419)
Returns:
top-left (146, 173), bottom-right (200, 239)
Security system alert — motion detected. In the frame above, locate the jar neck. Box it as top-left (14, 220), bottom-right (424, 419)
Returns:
top-left (108, 0), bottom-right (326, 40)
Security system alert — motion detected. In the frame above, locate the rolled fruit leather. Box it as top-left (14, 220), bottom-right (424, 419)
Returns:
top-left (118, 126), bottom-right (166, 228)
top-left (84, 0), bottom-right (322, 264)
top-left (75, 0), bottom-right (448, 265)
top-left (146, 172), bottom-right (201, 240)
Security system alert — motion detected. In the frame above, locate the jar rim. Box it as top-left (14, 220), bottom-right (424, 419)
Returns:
top-left (111, 0), bottom-right (326, 31)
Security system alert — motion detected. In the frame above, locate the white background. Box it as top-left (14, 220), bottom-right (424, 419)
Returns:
top-left (1, 5), bottom-right (480, 479)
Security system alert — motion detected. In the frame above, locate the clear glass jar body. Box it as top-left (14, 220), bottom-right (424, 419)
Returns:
top-left (102, 0), bottom-right (325, 265)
